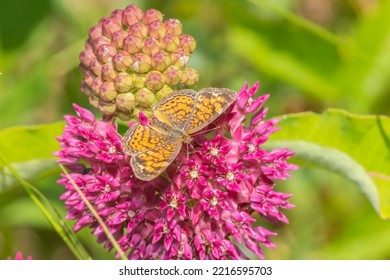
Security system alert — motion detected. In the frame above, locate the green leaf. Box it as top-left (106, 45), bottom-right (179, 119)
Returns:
top-left (0, 152), bottom-right (92, 260)
top-left (0, 121), bottom-right (64, 167)
top-left (265, 109), bottom-right (390, 219)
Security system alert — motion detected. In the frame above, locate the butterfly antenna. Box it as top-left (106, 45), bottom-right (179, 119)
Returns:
top-left (190, 125), bottom-right (221, 137)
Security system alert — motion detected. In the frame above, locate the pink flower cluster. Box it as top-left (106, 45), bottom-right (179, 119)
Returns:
top-left (55, 82), bottom-right (297, 259)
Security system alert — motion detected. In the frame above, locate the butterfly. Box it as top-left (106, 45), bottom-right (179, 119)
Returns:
top-left (121, 87), bottom-right (237, 181)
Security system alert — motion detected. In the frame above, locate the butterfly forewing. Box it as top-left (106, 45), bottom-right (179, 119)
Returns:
top-left (186, 88), bottom-right (236, 134)
top-left (121, 123), bottom-right (173, 155)
top-left (153, 89), bottom-right (198, 130)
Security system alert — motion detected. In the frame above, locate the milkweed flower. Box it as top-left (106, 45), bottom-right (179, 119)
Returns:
top-left (55, 81), bottom-right (297, 259)
top-left (6, 252), bottom-right (32, 260)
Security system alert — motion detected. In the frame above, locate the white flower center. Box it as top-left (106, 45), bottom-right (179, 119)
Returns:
top-left (210, 147), bottom-right (219, 156)
top-left (226, 171), bottom-right (235, 181)
top-left (190, 169), bottom-right (199, 179)
top-left (128, 210), bottom-right (135, 218)
top-left (248, 143), bottom-right (255, 153)
top-left (211, 196), bottom-right (218, 206)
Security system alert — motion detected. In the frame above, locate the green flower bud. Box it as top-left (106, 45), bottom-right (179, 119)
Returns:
top-left (163, 66), bottom-right (182, 85)
top-left (114, 73), bottom-right (133, 92)
top-left (155, 85), bottom-right (173, 101)
top-left (135, 88), bottom-right (157, 108)
top-left (116, 92), bottom-right (136, 111)
top-left (99, 82), bottom-right (117, 102)
top-left (98, 100), bottom-right (117, 115)
top-left (181, 67), bottom-right (199, 86)
top-left (161, 34), bottom-right (180, 53)
top-left (132, 53), bottom-right (151, 73)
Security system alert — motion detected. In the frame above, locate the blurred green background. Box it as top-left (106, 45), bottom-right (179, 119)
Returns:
top-left (1, 0), bottom-right (390, 259)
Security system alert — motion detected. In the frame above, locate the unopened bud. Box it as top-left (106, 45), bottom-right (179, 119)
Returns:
top-left (129, 23), bottom-right (148, 38)
top-left (116, 92), bottom-right (136, 111)
top-left (122, 4), bottom-right (143, 26)
top-left (80, 48), bottom-right (95, 69)
top-left (155, 85), bottom-right (173, 101)
top-left (179, 35), bottom-right (196, 54)
top-left (132, 53), bottom-right (151, 73)
top-left (161, 34), bottom-right (180, 52)
top-left (89, 59), bottom-right (102, 77)
top-left (101, 63), bottom-right (117, 82)
top-left (152, 51), bottom-right (172, 71)
top-left (98, 100), bottom-right (117, 115)
top-left (122, 35), bottom-right (143, 54)
top-left (135, 88), bottom-right (157, 108)
top-left (163, 66), bottom-right (182, 85)
top-left (114, 73), bottom-right (133, 92)
top-left (88, 24), bottom-right (102, 39)
top-left (132, 73), bottom-right (145, 89)
top-left (148, 20), bottom-right (166, 39)
top-left (91, 77), bottom-right (103, 95)
top-left (181, 68), bottom-right (199, 86)
top-left (142, 38), bottom-right (160, 56)
top-left (145, 71), bottom-right (164, 91)
top-left (96, 44), bottom-right (116, 63)
top-left (164, 19), bottom-right (182, 35)
top-left (111, 30), bottom-right (128, 49)
top-left (102, 17), bottom-right (122, 38)
top-left (171, 48), bottom-right (190, 67)
top-left (142, 9), bottom-right (163, 25)
top-left (99, 82), bottom-right (117, 102)
top-left (92, 37), bottom-right (111, 53)
top-left (112, 51), bottom-right (133, 72)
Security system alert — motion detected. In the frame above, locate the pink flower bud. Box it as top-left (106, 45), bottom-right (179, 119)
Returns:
top-left (152, 51), bottom-right (172, 71)
top-left (171, 48), bottom-right (190, 67)
top-left (111, 30), bottom-right (128, 49)
top-left (132, 73), bottom-right (145, 89)
top-left (145, 71), bottom-right (164, 91)
top-left (164, 19), bottom-right (182, 35)
top-left (101, 63), bottom-right (116, 82)
top-left (129, 23), bottom-right (148, 38)
top-left (122, 35), bottom-right (143, 54)
top-left (112, 51), bottom-right (133, 72)
top-left (91, 77), bottom-right (103, 95)
top-left (79, 48), bottom-right (95, 69)
top-left (89, 60), bottom-right (102, 77)
top-left (142, 9), bottom-right (163, 25)
top-left (142, 38), bottom-right (160, 56)
top-left (122, 4), bottom-right (143, 27)
top-left (163, 66), bottom-right (182, 85)
top-left (91, 37), bottom-right (111, 53)
top-left (148, 20), bottom-right (166, 39)
top-left (102, 17), bottom-right (122, 38)
top-left (179, 35), bottom-right (196, 54)
top-left (88, 24), bottom-right (102, 39)
top-left (96, 44), bottom-right (116, 63)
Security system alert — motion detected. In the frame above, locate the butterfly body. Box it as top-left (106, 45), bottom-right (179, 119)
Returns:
top-left (122, 88), bottom-right (236, 181)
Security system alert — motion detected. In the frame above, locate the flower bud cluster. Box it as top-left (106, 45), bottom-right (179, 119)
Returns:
top-left (79, 4), bottom-right (198, 120)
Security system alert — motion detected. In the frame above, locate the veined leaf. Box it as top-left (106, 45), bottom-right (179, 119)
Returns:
top-left (265, 109), bottom-right (390, 219)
